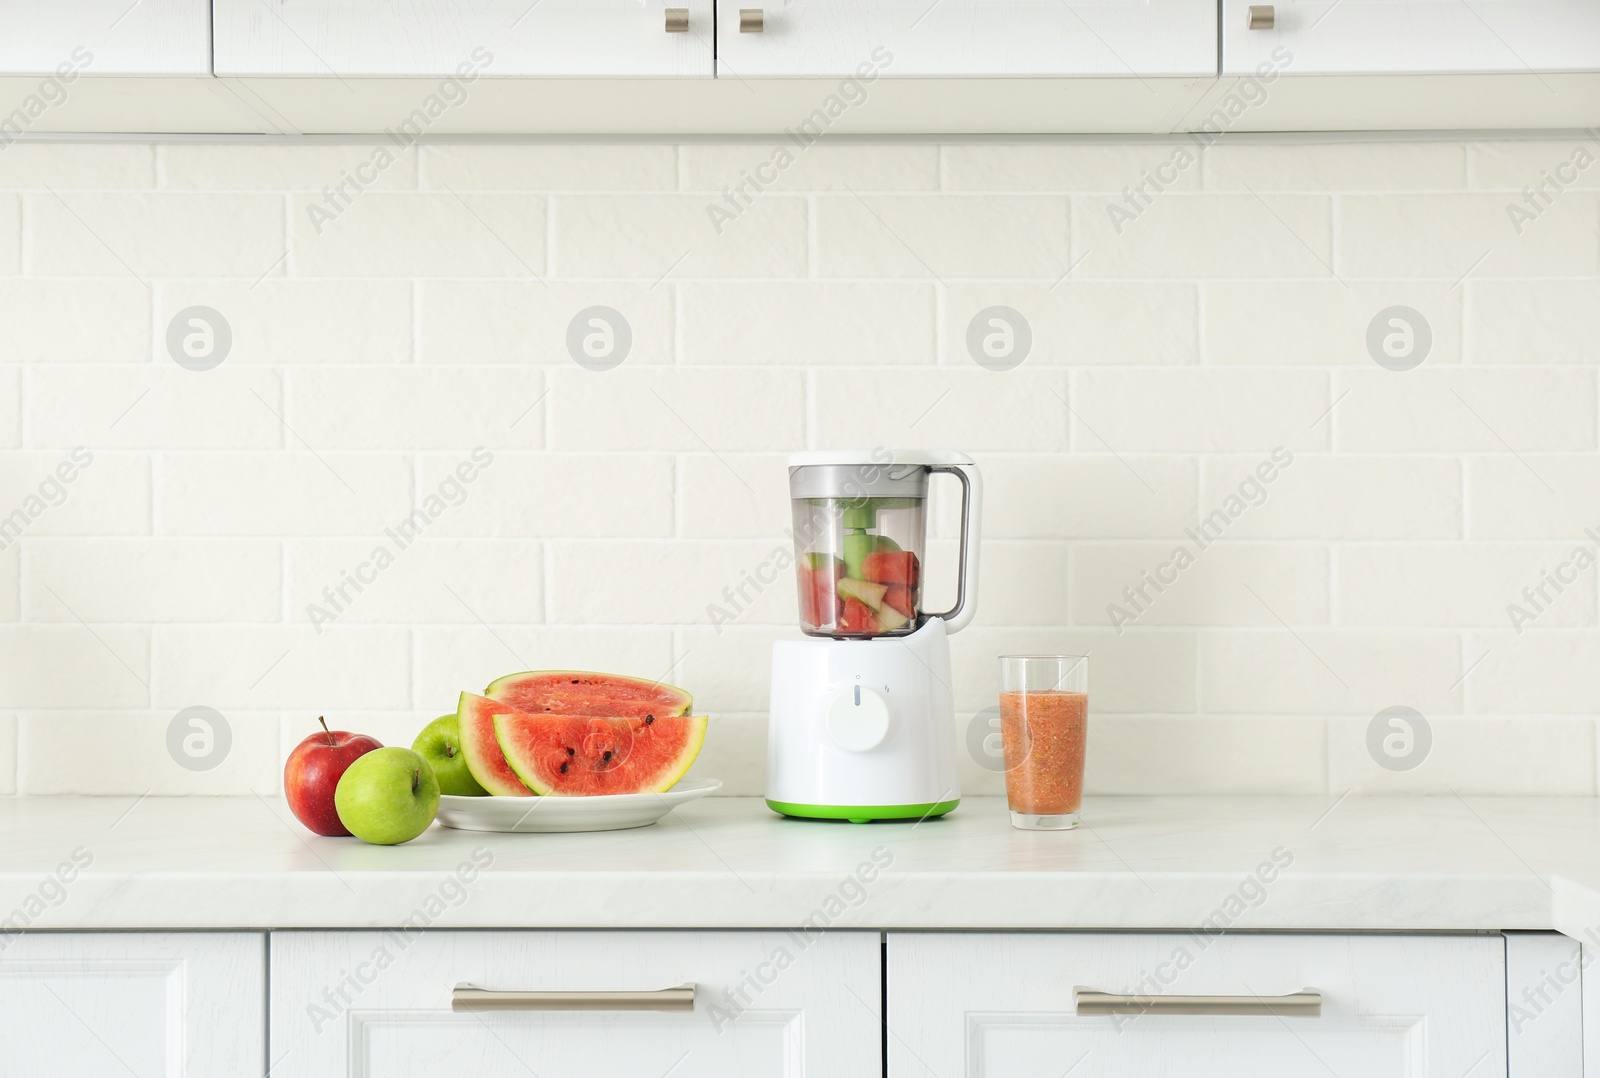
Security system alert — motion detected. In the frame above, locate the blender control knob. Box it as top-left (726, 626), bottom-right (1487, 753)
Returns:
top-left (826, 684), bottom-right (891, 752)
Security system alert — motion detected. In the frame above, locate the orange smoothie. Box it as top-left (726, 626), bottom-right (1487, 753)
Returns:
top-left (998, 690), bottom-right (1088, 816)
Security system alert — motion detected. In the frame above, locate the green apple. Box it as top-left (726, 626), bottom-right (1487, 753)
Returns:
top-left (411, 713), bottom-right (488, 796)
top-left (334, 747), bottom-right (440, 845)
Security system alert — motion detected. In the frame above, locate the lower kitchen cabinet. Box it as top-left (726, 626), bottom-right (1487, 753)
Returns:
top-left (887, 932), bottom-right (1508, 1076)
top-left (0, 931), bottom-right (265, 1076)
top-left (270, 929), bottom-right (881, 1078)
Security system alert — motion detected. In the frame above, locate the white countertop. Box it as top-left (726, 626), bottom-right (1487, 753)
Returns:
top-left (6, 794), bottom-right (1600, 936)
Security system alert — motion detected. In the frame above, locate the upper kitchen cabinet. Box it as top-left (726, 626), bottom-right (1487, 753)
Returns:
top-left (1222, 0), bottom-right (1600, 75)
top-left (0, 0), bottom-right (210, 75)
top-left (213, 0), bottom-right (716, 77)
top-left (716, 0), bottom-right (1217, 77)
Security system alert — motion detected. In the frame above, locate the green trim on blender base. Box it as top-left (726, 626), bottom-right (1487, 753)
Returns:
top-left (766, 798), bottom-right (960, 824)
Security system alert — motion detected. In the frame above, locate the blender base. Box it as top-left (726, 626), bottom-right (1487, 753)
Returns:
top-left (765, 798), bottom-right (960, 825)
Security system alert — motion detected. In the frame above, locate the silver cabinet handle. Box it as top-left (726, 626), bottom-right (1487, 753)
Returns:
top-left (1247, 4), bottom-right (1275, 29)
top-left (1075, 987), bottom-right (1320, 1017)
top-left (740, 8), bottom-right (764, 32)
top-left (664, 8), bottom-right (689, 32)
top-left (453, 983), bottom-right (696, 1012)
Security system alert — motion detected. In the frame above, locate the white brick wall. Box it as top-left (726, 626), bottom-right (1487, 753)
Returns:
top-left (0, 137), bottom-right (1596, 797)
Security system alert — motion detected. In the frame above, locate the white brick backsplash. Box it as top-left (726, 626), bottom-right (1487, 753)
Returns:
top-left (20, 711), bottom-right (279, 795)
top-left (548, 541), bottom-right (795, 626)
top-left (156, 453), bottom-right (413, 536)
top-left (551, 194), bottom-right (806, 278)
top-left (422, 144), bottom-right (678, 191)
top-left (25, 539), bottom-right (280, 622)
top-left (0, 626), bottom-right (149, 708)
top-left (1325, 716), bottom-right (1594, 795)
top-left (1337, 544), bottom-right (1596, 628)
top-left (1073, 194), bottom-right (1332, 279)
top-left (25, 367), bottom-right (286, 450)
top-left (683, 144), bottom-right (939, 193)
top-left (160, 143), bottom-right (418, 191)
top-left (1201, 455), bottom-right (1462, 540)
top-left (940, 282), bottom-right (1199, 365)
top-left (1072, 542), bottom-right (1329, 628)
top-left (291, 193), bottom-right (545, 277)
top-left (1339, 193), bottom-right (1600, 277)
top-left (1332, 368), bottom-right (1596, 452)
top-left (287, 539), bottom-right (540, 625)
top-left (153, 625), bottom-right (410, 711)
top-left (157, 280), bottom-right (413, 364)
top-left (1467, 281), bottom-right (1600, 364)
top-left (1203, 281), bottom-right (1462, 365)
top-left (816, 194), bottom-right (1070, 278)
top-left (810, 368), bottom-right (1069, 451)
top-left (418, 453), bottom-right (674, 538)
top-left (1087, 716), bottom-right (1326, 795)
top-left (0, 452), bottom-right (150, 536)
top-left (942, 144), bottom-right (1204, 193)
top-left (1469, 630), bottom-right (1600, 715)
top-left (1201, 630), bottom-right (1463, 716)
top-left (0, 138), bottom-right (1595, 797)
top-left (548, 367), bottom-right (805, 451)
top-left (680, 281), bottom-right (937, 365)
top-left (0, 280), bottom-right (150, 362)
top-left (1070, 369), bottom-right (1329, 452)
top-left (287, 367), bottom-right (543, 449)
top-left (27, 193), bottom-right (283, 277)
top-left (1467, 456), bottom-right (1600, 540)
top-left (418, 281), bottom-right (674, 365)
top-left (1204, 142), bottom-right (1467, 191)
top-left (412, 626), bottom-right (676, 711)
top-left (677, 453), bottom-right (791, 539)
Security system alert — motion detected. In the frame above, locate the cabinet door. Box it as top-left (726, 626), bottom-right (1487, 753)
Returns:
top-left (271, 929), bottom-right (880, 1078)
top-left (214, 0), bottom-right (715, 77)
top-left (888, 931), bottom-right (1506, 1076)
top-left (0, 932), bottom-right (265, 1076)
top-left (716, 0), bottom-right (1216, 77)
top-left (1222, 0), bottom-right (1600, 75)
top-left (0, 0), bottom-right (210, 75)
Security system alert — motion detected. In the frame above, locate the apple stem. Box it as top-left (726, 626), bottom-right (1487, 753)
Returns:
top-left (318, 716), bottom-right (336, 748)
top-left (412, 768), bottom-right (421, 795)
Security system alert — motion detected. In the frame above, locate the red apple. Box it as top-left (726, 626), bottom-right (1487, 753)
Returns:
top-left (284, 717), bottom-right (382, 836)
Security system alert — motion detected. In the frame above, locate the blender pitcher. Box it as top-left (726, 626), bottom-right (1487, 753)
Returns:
top-left (788, 451), bottom-right (981, 638)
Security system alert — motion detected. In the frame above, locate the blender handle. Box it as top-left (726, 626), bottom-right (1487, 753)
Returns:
top-left (926, 463), bottom-right (982, 634)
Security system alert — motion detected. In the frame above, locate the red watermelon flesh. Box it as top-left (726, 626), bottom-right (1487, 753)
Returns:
top-left (456, 692), bottom-right (533, 796)
top-left (485, 669), bottom-right (692, 720)
top-left (494, 712), bottom-right (708, 796)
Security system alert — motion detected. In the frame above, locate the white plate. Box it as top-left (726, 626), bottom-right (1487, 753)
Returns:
top-left (435, 779), bottom-right (722, 833)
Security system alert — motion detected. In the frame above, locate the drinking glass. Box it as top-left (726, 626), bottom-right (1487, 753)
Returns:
top-left (999, 655), bottom-right (1089, 831)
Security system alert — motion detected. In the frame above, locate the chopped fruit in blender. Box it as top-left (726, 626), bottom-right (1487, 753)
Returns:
top-left (800, 562), bottom-right (843, 627)
top-left (839, 597), bottom-right (881, 634)
top-left (863, 550), bottom-right (920, 587)
top-left (837, 577), bottom-right (889, 610)
top-left (882, 584), bottom-right (915, 620)
top-left (876, 600), bottom-right (912, 631)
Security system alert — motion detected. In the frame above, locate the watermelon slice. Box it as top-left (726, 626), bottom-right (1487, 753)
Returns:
top-left (494, 712), bottom-right (708, 796)
top-left (456, 692), bottom-right (534, 796)
top-left (486, 670), bottom-right (693, 720)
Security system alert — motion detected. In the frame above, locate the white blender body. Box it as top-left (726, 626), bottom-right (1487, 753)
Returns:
top-left (766, 450), bottom-right (982, 823)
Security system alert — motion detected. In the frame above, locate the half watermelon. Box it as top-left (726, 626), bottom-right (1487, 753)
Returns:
top-left (456, 691), bottom-right (533, 796)
top-left (493, 711), bottom-right (707, 796)
top-left (486, 669), bottom-right (693, 720)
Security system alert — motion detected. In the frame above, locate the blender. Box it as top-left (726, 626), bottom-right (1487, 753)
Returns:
top-left (766, 450), bottom-right (982, 823)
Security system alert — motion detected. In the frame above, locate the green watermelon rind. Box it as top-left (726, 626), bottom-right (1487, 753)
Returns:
top-left (455, 691), bottom-right (534, 797)
top-left (494, 713), bottom-right (708, 796)
top-left (485, 669), bottom-right (693, 718)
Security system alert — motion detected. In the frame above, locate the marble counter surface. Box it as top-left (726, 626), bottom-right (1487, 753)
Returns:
top-left (2, 794), bottom-right (1597, 935)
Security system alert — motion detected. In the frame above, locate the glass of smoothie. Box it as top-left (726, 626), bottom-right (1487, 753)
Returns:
top-left (998, 655), bottom-right (1088, 830)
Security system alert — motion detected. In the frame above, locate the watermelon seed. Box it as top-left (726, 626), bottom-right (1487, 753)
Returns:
top-left (559, 762), bottom-right (570, 774)
top-left (566, 747), bottom-right (575, 755)
top-left (603, 751), bottom-right (613, 762)
top-left (645, 715), bottom-right (654, 725)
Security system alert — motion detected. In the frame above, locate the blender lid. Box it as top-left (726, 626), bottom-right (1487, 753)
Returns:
top-left (788, 449), bottom-right (975, 468)
top-left (787, 450), bottom-right (974, 501)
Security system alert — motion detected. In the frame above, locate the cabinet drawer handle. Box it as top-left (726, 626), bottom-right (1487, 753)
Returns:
top-left (664, 8), bottom-right (689, 32)
top-left (453, 983), bottom-right (696, 1012)
top-left (740, 8), bottom-right (764, 32)
top-left (1075, 987), bottom-right (1321, 1017)
top-left (1247, 4), bottom-right (1275, 29)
